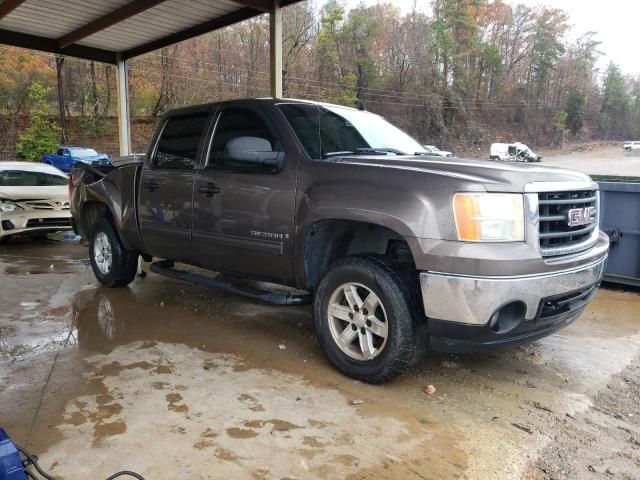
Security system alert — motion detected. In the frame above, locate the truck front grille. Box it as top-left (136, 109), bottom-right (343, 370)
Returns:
top-left (538, 189), bottom-right (598, 256)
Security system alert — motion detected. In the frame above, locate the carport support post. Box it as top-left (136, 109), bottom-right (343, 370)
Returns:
top-left (270, 0), bottom-right (283, 98)
top-left (116, 54), bottom-right (131, 157)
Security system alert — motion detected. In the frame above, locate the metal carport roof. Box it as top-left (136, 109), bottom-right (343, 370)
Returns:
top-left (0, 0), bottom-right (299, 64)
top-left (0, 0), bottom-right (298, 155)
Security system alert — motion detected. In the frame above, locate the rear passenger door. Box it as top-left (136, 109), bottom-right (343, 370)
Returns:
top-left (192, 105), bottom-right (298, 284)
top-left (138, 111), bottom-right (211, 262)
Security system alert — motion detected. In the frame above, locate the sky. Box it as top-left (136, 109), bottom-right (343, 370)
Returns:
top-left (341, 0), bottom-right (640, 76)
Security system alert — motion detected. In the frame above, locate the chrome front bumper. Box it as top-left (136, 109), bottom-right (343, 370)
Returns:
top-left (420, 254), bottom-right (607, 326)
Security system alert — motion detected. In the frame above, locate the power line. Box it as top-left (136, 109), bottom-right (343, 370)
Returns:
top-left (134, 54), bottom-right (553, 107)
top-left (17, 48), bottom-right (562, 110)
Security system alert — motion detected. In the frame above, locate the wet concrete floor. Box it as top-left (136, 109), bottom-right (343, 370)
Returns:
top-left (1, 238), bottom-right (639, 479)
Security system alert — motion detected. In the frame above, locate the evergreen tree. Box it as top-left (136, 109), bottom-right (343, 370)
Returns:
top-left (600, 62), bottom-right (630, 138)
top-left (15, 83), bottom-right (60, 161)
top-left (565, 89), bottom-right (585, 135)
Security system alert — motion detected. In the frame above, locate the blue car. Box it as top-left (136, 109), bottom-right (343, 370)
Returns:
top-left (42, 146), bottom-right (111, 173)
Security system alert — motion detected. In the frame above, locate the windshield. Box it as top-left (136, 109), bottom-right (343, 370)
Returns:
top-left (70, 148), bottom-right (98, 157)
top-left (517, 145), bottom-right (533, 156)
top-left (278, 103), bottom-right (427, 159)
top-left (0, 170), bottom-right (67, 186)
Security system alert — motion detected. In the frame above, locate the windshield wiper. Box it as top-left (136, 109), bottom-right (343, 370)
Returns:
top-left (322, 151), bottom-right (355, 158)
top-left (322, 147), bottom-right (407, 159)
top-left (356, 147), bottom-right (406, 155)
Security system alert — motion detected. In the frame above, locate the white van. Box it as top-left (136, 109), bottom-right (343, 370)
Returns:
top-left (490, 142), bottom-right (541, 162)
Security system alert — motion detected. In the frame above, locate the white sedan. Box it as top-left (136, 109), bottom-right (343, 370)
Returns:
top-left (0, 162), bottom-right (73, 243)
top-left (422, 145), bottom-right (454, 157)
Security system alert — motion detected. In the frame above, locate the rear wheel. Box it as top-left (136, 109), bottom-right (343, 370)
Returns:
top-left (89, 218), bottom-right (138, 287)
top-left (313, 255), bottom-right (425, 384)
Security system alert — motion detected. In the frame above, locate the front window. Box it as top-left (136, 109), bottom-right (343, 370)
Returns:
top-left (278, 103), bottom-right (427, 159)
top-left (70, 148), bottom-right (99, 157)
top-left (0, 170), bottom-right (68, 186)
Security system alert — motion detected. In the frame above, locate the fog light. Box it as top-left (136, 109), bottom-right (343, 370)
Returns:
top-left (489, 301), bottom-right (526, 334)
top-left (1, 220), bottom-right (14, 230)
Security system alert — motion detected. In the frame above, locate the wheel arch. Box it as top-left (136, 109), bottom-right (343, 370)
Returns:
top-left (299, 218), bottom-right (417, 291)
top-left (80, 201), bottom-right (136, 251)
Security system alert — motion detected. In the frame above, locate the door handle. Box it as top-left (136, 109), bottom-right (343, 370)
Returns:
top-left (198, 182), bottom-right (221, 198)
top-left (143, 180), bottom-right (159, 192)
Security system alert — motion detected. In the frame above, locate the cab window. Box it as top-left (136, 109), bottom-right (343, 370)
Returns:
top-left (154, 113), bottom-right (210, 169)
top-left (207, 108), bottom-right (281, 170)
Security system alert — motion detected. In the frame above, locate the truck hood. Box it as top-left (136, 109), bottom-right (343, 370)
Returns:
top-left (77, 155), bottom-right (110, 163)
top-left (334, 155), bottom-right (593, 192)
top-left (0, 185), bottom-right (68, 201)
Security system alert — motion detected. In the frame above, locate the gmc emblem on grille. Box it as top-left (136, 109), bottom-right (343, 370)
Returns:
top-left (567, 206), bottom-right (596, 227)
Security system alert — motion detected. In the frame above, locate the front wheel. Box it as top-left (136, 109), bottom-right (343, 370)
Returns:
top-left (313, 255), bottom-right (425, 384)
top-left (89, 218), bottom-right (138, 287)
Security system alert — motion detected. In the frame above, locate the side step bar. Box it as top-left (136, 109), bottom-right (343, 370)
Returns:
top-left (149, 260), bottom-right (312, 306)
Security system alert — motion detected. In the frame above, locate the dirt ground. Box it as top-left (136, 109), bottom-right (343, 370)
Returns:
top-left (1, 236), bottom-right (639, 480)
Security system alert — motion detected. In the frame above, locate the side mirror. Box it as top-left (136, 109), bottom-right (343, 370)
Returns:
top-left (225, 137), bottom-right (282, 167)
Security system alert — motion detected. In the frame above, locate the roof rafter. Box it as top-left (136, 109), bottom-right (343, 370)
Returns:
top-left (0, 29), bottom-right (118, 63)
top-left (0, 0), bottom-right (27, 20)
top-left (122, 7), bottom-right (259, 60)
top-left (231, 0), bottom-right (273, 13)
top-left (122, 0), bottom-right (302, 60)
top-left (58, 0), bottom-right (170, 48)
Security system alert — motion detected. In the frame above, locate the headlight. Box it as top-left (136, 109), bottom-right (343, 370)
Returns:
top-left (453, 193), bottom-right (524, 242)
top-left (0, 201), bottom-right (21, 213)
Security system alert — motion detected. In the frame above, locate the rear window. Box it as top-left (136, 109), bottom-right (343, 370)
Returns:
top-left (0, 170), bottom-right (67, 186)
top-left (154, 113), bottom-right (210, 169)
top-left (70, 148), bottom-right (98, 157)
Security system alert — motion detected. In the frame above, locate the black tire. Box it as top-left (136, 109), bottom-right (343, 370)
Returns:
top-left (313, 255), bottom-right (426, 384)
top-left (89, 218), bottom-right (138, 288)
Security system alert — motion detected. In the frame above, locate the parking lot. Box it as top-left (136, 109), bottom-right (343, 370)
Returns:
top-left (1, 232), bottom-right (639, 480)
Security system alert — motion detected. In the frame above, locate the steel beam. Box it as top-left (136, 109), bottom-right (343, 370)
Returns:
top-left (232, 0), bottom-right (273, 13)
top-left (58, 0), bottom-right (169, 48)
top-left (269, 0), bottom-right (282, 98)
top-left (116, 55), bottom-right (131, 156)
top-left (122, 7), bottom-right (258, 60)
top-left (0, 29), bottom-right (117, 63)
top-left (0, 0), bottom-right (27, 19)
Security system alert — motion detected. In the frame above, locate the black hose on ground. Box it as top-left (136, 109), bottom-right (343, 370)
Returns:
top-left (17, 444), bottom-right (146, 480)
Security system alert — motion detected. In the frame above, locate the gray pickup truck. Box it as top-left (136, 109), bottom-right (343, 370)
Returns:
top-left (70, 98), bottom-right (609, 383)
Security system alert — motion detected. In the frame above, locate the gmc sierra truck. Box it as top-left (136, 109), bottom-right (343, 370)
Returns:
top-left (70, 98), bottom-right (609, 384)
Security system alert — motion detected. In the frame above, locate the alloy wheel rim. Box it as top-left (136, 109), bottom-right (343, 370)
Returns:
top-left (327, 282), bottom-right (389, 361)
top-left (94, 232), bottom-right (113, 275)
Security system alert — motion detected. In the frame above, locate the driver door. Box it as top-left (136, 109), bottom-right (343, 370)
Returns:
top-left (191, 105), bottom-right (298, 284)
